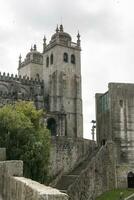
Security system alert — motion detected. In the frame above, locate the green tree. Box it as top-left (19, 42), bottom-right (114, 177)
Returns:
top-left (0, 101), bottom-right (50, 183)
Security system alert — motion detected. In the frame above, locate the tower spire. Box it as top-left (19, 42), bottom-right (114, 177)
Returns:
top-left (30, 45), bottom-right (33, 51)
top-left (33, 44), bottom-right (37, 51)
top-left (18, 54), bottom-right (22, 68)
top-left (77, 31), bottom-right (81, 46)
top-left (60, 24), bottom-right (64, 32)
top-left (56, 25), bottom-right (59, 33)
top-left (43, 35), bottom-right (46, 53)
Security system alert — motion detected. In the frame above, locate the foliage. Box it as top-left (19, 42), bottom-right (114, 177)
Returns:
top-left (96, 189), bottom-right (134, 200)
top-left (0, 101), bottom-right (50, 183)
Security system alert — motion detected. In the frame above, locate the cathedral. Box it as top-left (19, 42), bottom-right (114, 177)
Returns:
top-left (1, 25), bottom-right (134, 200)
top-left (0, 24), bottom-right (83, 139)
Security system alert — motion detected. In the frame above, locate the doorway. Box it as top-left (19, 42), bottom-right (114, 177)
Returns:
top-left (47, 118), bottom-right (57, 136)
top-left (128, 172), bottom-right (134, 188)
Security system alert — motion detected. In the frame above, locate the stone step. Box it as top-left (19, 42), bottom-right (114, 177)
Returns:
top-left (69, 159), bottom-right (90, 175)
top-left (70, 148), bottom-right (99, 176)
top-left (55, 175), bottom-right (78, 190)
top-left (60, 190), bottom-right (67, 194)
top-left (125, 193), bottom-right (134, 200)
top-left (55, 148), bottom-right (99, 192)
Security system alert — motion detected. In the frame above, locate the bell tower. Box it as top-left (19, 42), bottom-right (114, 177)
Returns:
top-left (43, 25), bottom-right (83, 138)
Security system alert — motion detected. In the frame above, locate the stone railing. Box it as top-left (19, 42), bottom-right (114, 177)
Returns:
top-left (0, 148), bottom-right (68, 200)
top-left (124, 193), bottom-right (134, 200)
top-left (49, 137), bottom-right (96, 178)
top-left (5, 176), bottom-right (68, 200)
top-left (67, 141), bottom-right (116, 200)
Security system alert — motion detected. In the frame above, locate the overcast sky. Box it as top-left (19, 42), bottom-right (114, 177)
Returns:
top-left (0, 0), bottom-right (134, 139)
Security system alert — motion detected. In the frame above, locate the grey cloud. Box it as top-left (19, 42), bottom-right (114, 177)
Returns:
top-left (6, 0), bottom-right (122, 43)
top-left (7, 0), bottom-right (78, 30)
top-left (0, 26), bottom-right (15, 44)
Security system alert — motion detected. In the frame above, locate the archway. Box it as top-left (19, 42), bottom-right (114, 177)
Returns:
top-left (101, 139), bottom-right (106, 146)
top-left (128, 172), bottom-right (134, 188)
top-left (47, 118), bottom-right (57, 136)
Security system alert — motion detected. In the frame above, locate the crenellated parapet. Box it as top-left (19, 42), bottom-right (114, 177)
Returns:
top-left (0, 72), bottom-right (45, 109)
top-left (0, 72), bottom-right (44, 86)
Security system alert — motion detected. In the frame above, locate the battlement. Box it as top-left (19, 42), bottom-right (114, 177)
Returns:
top-left (0, 72), bottom-right (44, 85)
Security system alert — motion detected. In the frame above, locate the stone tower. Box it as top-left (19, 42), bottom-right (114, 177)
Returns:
top-left (96, 83), bottom-right (134, 188)
top-left (18, 25), bottom-right (83, 138)
top-left (18, 44), bottom-right (43, 80)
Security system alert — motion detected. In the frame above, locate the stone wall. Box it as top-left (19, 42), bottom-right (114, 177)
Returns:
top-left (0, 149), bottom-right (68, 200)
top-left (96, 83), bottom-right (134, 189)
top-left (4, 176), bottom-right (68, 200)
top-left (67, 141), bottom-right (116, 200)
top-left (0, 148), bottom-right (6, 161)
top-left (116, 164), bottom-right (134, 188)
top-left (49, 137), bottom-right (96, 178)
top-left (96, 83), bottom-right (134, 165)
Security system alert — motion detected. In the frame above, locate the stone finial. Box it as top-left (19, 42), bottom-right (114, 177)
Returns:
top-left (77, 31), bottom-right (81, 46)
top-left (60, 24), bottom-right (64, 32)
top-left (43, 35), bottom-right (47, 53)
top-left (33, 44), bottom-right (37, 51)
top-left (43, 35), bottom-right (46, 42)
top-left (19, 54), bottom-right (22, 67)
top-left (56, 25), bottom-right (59, 33)
top-left (30, 46), bottom-right (33, 51)
top-left (19, 54), bottom-right (22, 61)
top-left (77, 31), bottom-right (80, 39)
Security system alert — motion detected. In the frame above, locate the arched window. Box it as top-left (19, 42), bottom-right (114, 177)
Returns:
top-left (47, 118), bottom-right (57, 136)
top-left (50, 54), bottom-right (53, 65)
top-left (46, 56), bottom-right (49, 67)
top-left (63, 53), bottom-right (68, 63)
top-left (71, 54), bottom-right (75, 64)
top-left (128, 172), bottom-right (134, 188)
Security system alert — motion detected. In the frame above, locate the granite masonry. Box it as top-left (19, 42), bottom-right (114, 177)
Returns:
top-left (49, 137), bottom-right (96, 178)
top-left (96, 82), bottom-right (134, 189)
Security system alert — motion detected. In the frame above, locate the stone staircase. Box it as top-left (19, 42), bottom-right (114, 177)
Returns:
top-left (54, 148), bottom-right (99, 195)
top-left (125, 193), bottom-right (134, 200)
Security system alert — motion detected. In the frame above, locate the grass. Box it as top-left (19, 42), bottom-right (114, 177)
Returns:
top-left (96, 189), bottom-right (134, 200)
